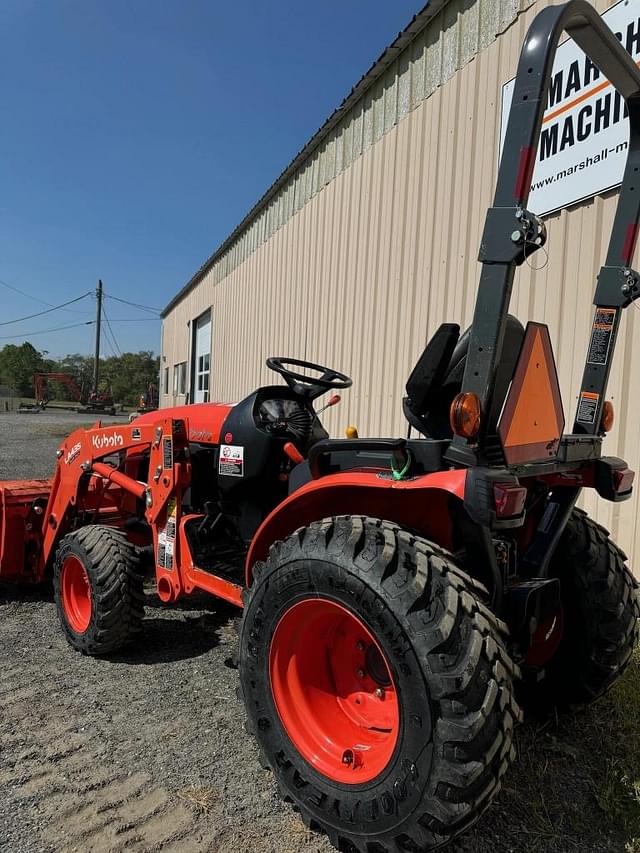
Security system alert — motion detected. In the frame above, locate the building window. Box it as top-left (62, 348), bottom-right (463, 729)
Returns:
top-left (173, 362), bottom-right (187, 396)
top-left (163, 367), bottom-right (169, 395)
top-left (196, 352), bottom-right (210, 402)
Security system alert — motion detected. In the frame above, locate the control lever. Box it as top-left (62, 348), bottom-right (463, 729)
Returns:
top-left (283, 442), bottom-right (304, 464)
top-left (315, 394), bottom-right (341, 415)
top-left (197, 501), bottom-right (221, 536)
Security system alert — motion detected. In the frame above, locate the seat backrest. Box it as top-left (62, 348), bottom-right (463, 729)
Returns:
top-left (404, 324), bottom-right (460, 430)
top-left (404, 314), bottom-right (525, 439)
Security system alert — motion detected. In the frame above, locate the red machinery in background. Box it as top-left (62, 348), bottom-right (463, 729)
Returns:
top-left (22, 373), bottom-right (118, 416)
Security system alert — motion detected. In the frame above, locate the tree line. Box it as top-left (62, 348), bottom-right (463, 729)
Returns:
top-left (0, 342), bottom-right (159, 407)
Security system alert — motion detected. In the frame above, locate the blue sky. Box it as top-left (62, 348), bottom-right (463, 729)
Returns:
top-left (0, 0), bottom-right (423, 356)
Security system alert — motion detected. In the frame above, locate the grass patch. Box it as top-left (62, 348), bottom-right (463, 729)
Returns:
top-left (477, 647), bottom-right (640, 852)
top-left (177, 783), bottom-right (219, 814)
top-left (595, 652), bottom-right (640, 849)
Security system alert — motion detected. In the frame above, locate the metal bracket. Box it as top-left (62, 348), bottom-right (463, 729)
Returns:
top-left (478, 207), bottom-right (547, 265)
top-left (594, 265), bottom-right (640, 308)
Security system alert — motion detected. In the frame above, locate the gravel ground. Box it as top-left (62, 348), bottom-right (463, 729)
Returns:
top-left (0, 411), bottom-right (637, 853)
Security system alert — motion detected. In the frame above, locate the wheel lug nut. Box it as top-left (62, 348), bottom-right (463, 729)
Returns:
top-left (374, 687), bottom-right (384, 699)
top-left (356, 668), bottom-right (365, 679)
top-left (356, 640), bottom-right (365, 651)
top-left (342, 750), bottom-right (353, 765)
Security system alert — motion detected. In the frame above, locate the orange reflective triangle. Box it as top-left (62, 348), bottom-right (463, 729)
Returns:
top-left (498, 323), bottom-right (564, 465)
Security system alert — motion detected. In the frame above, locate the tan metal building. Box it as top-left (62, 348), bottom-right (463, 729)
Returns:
top-left (161, 0), bottom-right (640, 566)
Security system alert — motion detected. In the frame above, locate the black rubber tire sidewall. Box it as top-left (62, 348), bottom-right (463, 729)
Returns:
top-left (239, 517), bottom-right (520, 851)
top-left (53, 526), bottom-right (143, 655)
top-left (243, 557), bottom-right (434, 829)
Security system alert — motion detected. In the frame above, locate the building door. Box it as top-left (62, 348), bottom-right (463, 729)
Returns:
top-left (192, 310), bottom-right (211, 403)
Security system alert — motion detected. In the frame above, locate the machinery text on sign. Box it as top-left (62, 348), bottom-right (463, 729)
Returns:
top-left (499, 0), bottom-right (640, 217)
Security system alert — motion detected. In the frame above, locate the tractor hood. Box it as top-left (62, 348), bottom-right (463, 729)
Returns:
top-left (135, 401), bottom-right (235, 445)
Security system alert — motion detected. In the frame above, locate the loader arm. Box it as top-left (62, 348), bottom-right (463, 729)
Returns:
top-left (38, 419), bottom-right (186, 576)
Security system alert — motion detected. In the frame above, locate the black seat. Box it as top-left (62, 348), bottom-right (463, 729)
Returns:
top-left (404, 315), bottom-right (525, 439)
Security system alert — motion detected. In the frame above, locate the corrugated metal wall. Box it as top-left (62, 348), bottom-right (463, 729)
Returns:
top-left (162, 0), bottom-right (640, 568)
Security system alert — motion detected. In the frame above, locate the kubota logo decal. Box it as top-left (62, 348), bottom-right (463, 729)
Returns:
top-left (92, 433), bottom-right (124, 450)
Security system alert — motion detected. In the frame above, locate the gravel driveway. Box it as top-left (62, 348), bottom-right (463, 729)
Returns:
top-left (0, 411), bottom-right (636, 852)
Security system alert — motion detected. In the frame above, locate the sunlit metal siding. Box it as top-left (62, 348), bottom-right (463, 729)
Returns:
top-left (161, 0), bottom-right (640, 568)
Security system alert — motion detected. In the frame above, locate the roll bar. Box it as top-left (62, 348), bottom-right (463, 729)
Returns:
top-left (447, 0), bottom-right (640, 467)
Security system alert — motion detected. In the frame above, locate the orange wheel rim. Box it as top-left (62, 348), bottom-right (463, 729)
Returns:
top-left (61, 555), bottom-right (92, 633)
top-left (269, 598), bottom-right (399, 784)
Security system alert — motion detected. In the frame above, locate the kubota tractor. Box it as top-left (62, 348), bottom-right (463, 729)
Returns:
top-left (1, 4), bottom-right (639, 850)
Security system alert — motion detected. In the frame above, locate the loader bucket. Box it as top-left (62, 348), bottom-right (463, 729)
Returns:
top-left (0, 480), bottom-right (51, 583)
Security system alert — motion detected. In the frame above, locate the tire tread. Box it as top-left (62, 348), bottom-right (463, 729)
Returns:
top-left (53, 525), bottom-right (144, 655)
top-left (239, 515), bottom-right (521, 852)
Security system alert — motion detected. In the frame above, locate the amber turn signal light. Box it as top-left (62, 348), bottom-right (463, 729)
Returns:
top-left (345, 425), bottom-right (359, 439)
top-left (601, 400), bottom-right (614, 433)
top-left (450, 392), bottom-right (481, 439)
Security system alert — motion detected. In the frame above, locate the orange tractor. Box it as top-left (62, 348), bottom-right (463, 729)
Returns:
top-left (1, 4), bottom-right (639, 850)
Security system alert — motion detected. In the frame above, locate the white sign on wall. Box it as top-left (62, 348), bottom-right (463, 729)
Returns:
top-left (499, 0), bottom-right (640, 217)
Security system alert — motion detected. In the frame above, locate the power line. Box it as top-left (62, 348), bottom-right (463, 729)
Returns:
top-left (104, 294), bottom-right (161, 315)
top-left (105, 317), bottom-right (160, 323)
top-left (0, 277), bottom-right (55, 306)
top-left (102, 331), bottom-right (118, 357)
top-left (0, 292), bottom-right (93, 326)
top-left (102, 303), bottom-right (122, 357)
top-left (0, 320), bottom-right (94, 340)
top-left (0, 277), bottom-right (96, 315)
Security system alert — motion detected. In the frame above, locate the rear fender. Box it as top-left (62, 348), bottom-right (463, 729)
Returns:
top-left (245, 469), bottom-right (466, 586)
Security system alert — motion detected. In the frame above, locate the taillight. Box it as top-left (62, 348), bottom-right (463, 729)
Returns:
top-left (613, 468), bottom-right (634, 494)
top-left (493, 483), bottom-right (527, 518)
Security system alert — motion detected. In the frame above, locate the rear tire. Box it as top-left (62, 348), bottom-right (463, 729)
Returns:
top-left (521, 509), bottom-right (639, 714)
top-left (54, 525), bottom-right (144, 655)
top-left (239, 516), bottom-right (520, 852)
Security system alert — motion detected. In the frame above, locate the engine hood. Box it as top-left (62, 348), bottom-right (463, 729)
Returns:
top-left (135, 402), bottom-right (235, 445)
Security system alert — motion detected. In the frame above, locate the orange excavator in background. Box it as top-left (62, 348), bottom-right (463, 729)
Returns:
top-left (19, 373), bottom-right (118, 416)
top-left (35, 373), bottom-right (82, 407)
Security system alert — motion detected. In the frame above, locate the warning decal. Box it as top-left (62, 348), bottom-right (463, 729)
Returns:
top-left (587, 307), bottom-right (616, 365)
top-left (219, 444), bottom-right (244, 477)
top-left (158, 533), bottom-right (174, 570)
top-left (166, 498), bottom-right (177, 541)
top-left (163, 437), bottom-right (173, 470)
top-left (577, 391), bottom-right (599, 424)
top-left (157, 498), bottom-right (177, 571)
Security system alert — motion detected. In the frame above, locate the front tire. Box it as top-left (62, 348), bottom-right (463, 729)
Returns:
top-left (239, 516), bottom-right (520, 852)
top-left (53, 525), bottom-right (144, 655)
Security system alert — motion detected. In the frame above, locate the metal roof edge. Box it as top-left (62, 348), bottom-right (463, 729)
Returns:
top-left (161, 0), bottom-right (442, 318)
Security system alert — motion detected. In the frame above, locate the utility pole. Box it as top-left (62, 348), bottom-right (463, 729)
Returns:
top-left (93, 279), bottom-right (103, 394)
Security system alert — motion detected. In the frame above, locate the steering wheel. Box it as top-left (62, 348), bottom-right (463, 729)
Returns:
top-left (266, 357), bottom-right (352, 400)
